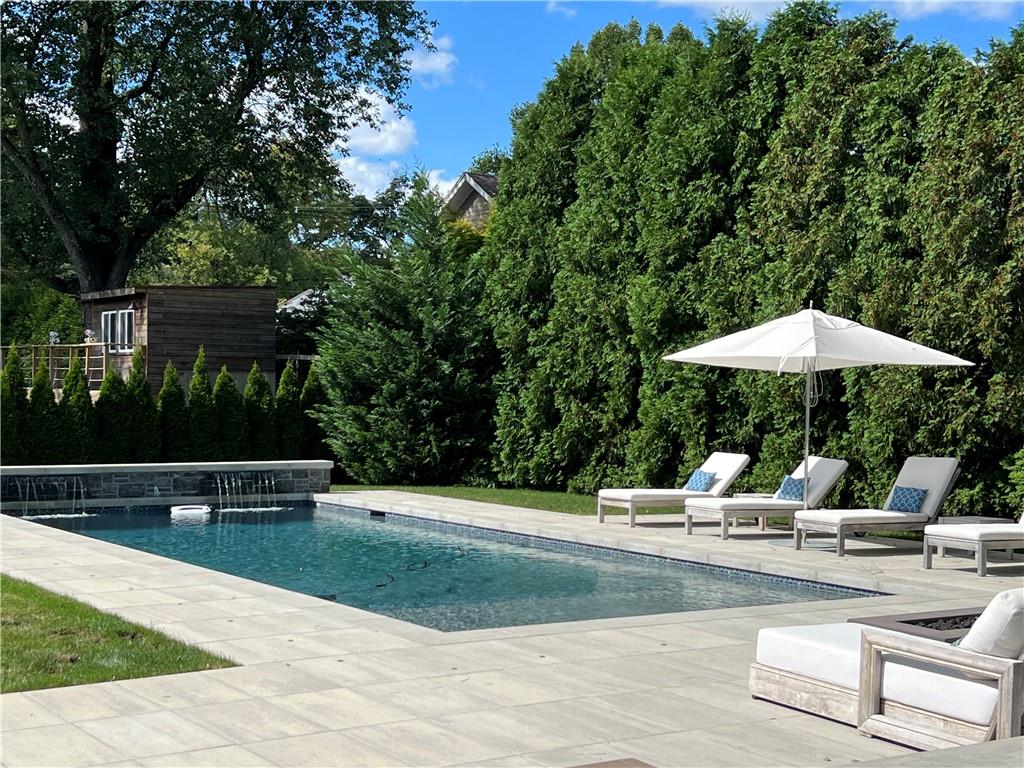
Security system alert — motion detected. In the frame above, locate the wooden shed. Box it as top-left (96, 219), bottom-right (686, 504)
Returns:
top-left (79, 286), bottom-right (277, 391)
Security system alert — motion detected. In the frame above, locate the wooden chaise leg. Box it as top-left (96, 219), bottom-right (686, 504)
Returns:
top-left (976, 544), bottom-right (987, 577)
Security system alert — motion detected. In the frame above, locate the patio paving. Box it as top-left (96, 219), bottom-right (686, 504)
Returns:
top-left (1, 492), bottom-right (1021, 767)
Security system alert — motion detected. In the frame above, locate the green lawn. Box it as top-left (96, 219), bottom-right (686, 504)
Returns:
top-left (0, 575), bottom-right (234, 693)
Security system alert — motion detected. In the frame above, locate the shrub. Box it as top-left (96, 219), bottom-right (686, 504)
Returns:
top-left (300, 362), bottom-right (331, 462)
top-left (1, 349), bottom-right (29, 465)
top-left (94, 366), bottom-right (130, 463)
top-left (157, 361), bottom-right (190, 461)
top-left (212, 365), bottom-right (246, 460)
top-left (275, 360), bottom-right (302, 459)
top-left (125, 349), bottom-right (159, 462)
top-left (187, 347), bottom-right (215, 460)
top-left (26, 361), bottom-right (63, 464)
top-left (243, 362), bottom-right (276, 460)
top-left (60, 353), bottom-right (95, 463)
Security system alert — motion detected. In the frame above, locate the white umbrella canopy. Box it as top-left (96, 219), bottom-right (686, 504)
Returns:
top-left (663, 307), bottom-right (973, 509)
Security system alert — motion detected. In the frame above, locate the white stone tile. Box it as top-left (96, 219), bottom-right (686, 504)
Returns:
top-left (139, 745), bottom-right (274, 767)
top-left (0, 692), bottom-right (65, 730)
top-left (77, 711), bottom-right (230, 759)
top-left (174, 699), bottom-right (325, 744)
top-left (268, 687), bottom-right (413, 730)
top-left (0, 723), bottom-right (126, 767)
top-left (25, 682), bottom-right (163, 722)
top-left (245, 730), bottom-right (410, 767)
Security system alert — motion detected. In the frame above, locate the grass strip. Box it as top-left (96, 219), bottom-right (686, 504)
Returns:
top-left (0, 574), bottom-right (233, 693)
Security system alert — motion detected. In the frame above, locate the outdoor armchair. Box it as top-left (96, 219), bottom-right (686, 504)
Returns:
top-left (750, 588), bottom-right (1024, 751)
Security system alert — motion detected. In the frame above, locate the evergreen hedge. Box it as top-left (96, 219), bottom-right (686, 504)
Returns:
top-left (25, 362), bottom-right (61, 464)
top-left (126, 349), bottom-right (159, 462)
top-left (213, 365), bottom-right (247, 461)
top-left (157, 361), bottom-right (190, 461)
top-left (60, 353), bottom-right (95, 464)
top-left (94, 365), bottom-right (130, 464)
top-left (1, 350), bottom-right (28, 465)
top-left (275, 360), bottom-right (302, 459)
top-left (475, 3), bottom-right (1023, 516)
top-left (243, 362), bottom-right (276, 460)
top-left (187, 346), bottom-right (215, 461)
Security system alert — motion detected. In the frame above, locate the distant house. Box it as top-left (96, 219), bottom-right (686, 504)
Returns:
top-left (78, 286), bottom-right (277, 391)
top-left (442, 172), bottom-right (498, 229)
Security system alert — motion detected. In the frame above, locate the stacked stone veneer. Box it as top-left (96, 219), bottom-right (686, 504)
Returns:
top-left (0, 460), bottom-right (332, 513)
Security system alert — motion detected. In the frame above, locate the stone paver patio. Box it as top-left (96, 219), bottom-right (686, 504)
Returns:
top-left (1, 491), bottom-right (1021, 767)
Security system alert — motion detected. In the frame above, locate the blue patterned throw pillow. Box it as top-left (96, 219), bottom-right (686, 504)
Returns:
top-left (776, 474), bottom-right (805, 501)
top-left (886, 485), bottom-right (928, 514)
top-left (684, 469), bottom-right (716, 492)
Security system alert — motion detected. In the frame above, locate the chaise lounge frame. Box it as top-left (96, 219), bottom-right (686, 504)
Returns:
top-left (749, 627), bottom-right (1023, 751)
top-left (923, 532), bottom-right (1022, 577)
top-left (794, 464), bottom-right (960, 557)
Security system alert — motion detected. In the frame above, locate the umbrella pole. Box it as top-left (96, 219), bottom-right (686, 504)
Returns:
top-left (803, 364), bottom-right (811, 511)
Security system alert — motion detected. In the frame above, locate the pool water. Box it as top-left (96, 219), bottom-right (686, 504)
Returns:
top-left (36, 505), bottom-right (872, 631)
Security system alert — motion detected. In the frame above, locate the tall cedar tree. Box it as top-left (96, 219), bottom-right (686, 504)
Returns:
top-left (60, 353), bottom-right (95, 463)
top-left (213, 366), bottom-right (247, 461)
top-left (126, 349), bottom-right (159, 462)
top-left (275, 360), bottom-right (303, 459)
top-left (25, 361), bottom-right (61, 464)
top-left (1, 349), bottom-right (28, 465)
top-left (157, 361), bottom-right (190, 461)
top-left (299, 363), bottom-right (330, 462)
top-left (1, 3), bottom-right (430, 293)
top-left (94, 366), bottom-right (130, 463)
top-left (315, 175), bottom-right (496, 484)
top-left (187, 347), bottom-right (215, 460)
top-left (243, 362), bottom-right (276, 460)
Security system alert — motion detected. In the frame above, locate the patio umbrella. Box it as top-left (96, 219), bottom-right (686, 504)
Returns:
top-left (663, 306), bottom-right (973, 508)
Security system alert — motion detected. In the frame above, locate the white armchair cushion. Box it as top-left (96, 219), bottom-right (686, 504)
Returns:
top-left (957, 588), bottom-right (1024, 660)
top-left (755, 622), bottom-right (998, 725)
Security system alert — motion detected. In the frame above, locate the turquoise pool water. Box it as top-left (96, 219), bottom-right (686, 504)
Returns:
top-left (36, 505), bottom-right (873, 631)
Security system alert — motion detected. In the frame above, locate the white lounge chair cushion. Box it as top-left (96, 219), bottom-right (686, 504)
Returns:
top-left (957, 589), bottom-right (1024, 661)
top-left (795, 508), bottom-right (929, 525)
top-left (755, 622), bottom-right (998, 725)
top-left (599, 452), bottom-right (750, 503)
top-left (687, 497), bottom-right (803, 513)
top-left (880, 456), bottom-right (960, 520)
top-left (599, 488), bottom-right (713, 503)
top-left (923, 524), bottom-right (1024, 542)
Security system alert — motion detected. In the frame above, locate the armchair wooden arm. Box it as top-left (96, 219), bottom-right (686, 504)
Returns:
top-left (858, 627), bottom-right (1023, 746)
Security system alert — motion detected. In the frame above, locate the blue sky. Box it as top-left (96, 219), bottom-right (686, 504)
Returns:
top-left (338, 0), bottom-right (1024, 197)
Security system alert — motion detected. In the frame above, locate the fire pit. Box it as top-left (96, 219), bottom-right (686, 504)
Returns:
top-left (849, 607), bottom-right (984, 643)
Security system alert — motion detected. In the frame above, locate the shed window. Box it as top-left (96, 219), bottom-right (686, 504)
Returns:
top-left (101, 309), bottom-right (135, 354)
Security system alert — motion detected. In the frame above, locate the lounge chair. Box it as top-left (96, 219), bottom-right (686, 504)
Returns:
top-left (597, 452), bottom-right (750, 527)
top-left (923, 513), bottom-right (1024, 576)
top-left (794, 456), bottom-right (960, 556)
top-left (682, 456), bottom-right (848, 540)
top-left (749, 588), bottom-right (1024, 750)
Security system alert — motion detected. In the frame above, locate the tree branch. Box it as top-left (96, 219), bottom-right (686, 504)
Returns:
top-left (119, 25), bottom-right (175, 101)
top-left (1, 128), bottom-right (92, 291)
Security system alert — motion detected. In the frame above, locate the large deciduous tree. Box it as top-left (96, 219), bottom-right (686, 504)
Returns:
top-left (1, 1), bottom-right (430, 293)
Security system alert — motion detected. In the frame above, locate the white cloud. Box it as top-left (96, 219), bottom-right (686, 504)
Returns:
top-left (407, 33), bottom-right (457, 88)
top-left (657, 0), bottom-right (788, 22)
top-left (877, 1), bottom-right (1020, 20)
top-left (336, 156), bottom-right (403, 197)
top-left (546, 1), bottom-right (578, 18)
top-left (427, 169), bottom-right (459, 199)
top-left (343, 90), bottom-right (416, 156)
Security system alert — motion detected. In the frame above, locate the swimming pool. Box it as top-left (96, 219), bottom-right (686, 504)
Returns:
top-left (33, 504), bottom-right (876, 631)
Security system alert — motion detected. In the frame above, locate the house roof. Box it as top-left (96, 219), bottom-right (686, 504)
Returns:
top-left (441, 171), bottom-right (498, 214)
top-left (80, 285), bottom-right (276, 302)
top-left (278, 288), bottom-right (320, 314)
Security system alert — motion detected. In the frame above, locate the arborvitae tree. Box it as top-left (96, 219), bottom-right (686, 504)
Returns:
top-left (1, 349), bottom-right (29, 465)
top-left (187, 347), bottom-right (214, 460)
top-left (60, 353), bottom-right (95, 463)
top-left (94, 366), bottom-right (130, 463)
top-left (212, 365), bottom-right (246, 460)
top-left (316, 175), bottom-right (495, 483)
top-left (125, 348), bottom-right (159, 462)
top-left (243, 362), bottom-right (276, 460)
top-left (275, 360), bottom-right (303, 459)
top-left (300, 362), bottom-right (330, 462)
top-left (157, 361), bottom-right (190, 461)
top-left (25, 361), bottom-right (62, 464)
